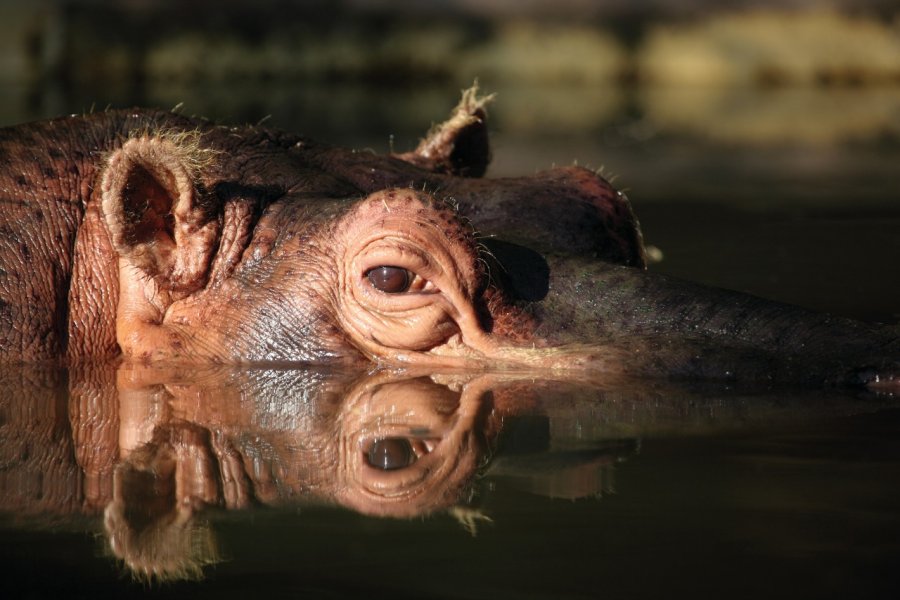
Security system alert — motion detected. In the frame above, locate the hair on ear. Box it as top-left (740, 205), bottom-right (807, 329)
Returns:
top-left (100, 130), bottom-right (223, 292)
top-left (122, 128), bottom-right (221, 177)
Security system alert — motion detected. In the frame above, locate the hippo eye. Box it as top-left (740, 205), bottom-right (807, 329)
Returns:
top-left (366, 437), bottom-right (415, 470)
top-left (366, 266), bottom-right (412, 294)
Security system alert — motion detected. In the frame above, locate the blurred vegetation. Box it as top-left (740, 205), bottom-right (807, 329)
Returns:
top-left (638, 9), bottom-right (900, 86)
top-left (2, 2), bottom-right (899, 143)
top-left (6, 2), bottom-right (899, 85)
top-left (1, 0), bottom-right (899, 192)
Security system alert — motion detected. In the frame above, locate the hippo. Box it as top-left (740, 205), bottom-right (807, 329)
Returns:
top-left (0, 87), bottom-right (897, 386)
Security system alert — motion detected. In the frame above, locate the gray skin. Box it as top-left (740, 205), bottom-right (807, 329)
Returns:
top-left (0, 90), bottom-right (896, 387)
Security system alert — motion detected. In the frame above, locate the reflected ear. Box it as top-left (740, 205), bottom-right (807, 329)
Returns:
top-left (100, 135), bottom-right (220, 293)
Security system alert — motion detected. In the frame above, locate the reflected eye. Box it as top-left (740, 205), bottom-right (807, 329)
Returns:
top-left (367, 437), bottom-right (415, 471)
top-left (366, 266), bottom-right (412, 293)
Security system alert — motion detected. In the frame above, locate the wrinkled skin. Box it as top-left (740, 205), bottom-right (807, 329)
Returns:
top-left (0, 89), bottom-right (897, 386)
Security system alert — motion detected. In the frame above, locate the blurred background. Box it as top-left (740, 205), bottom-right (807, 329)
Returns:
top-left (2, 0), bottom-right (899, 321)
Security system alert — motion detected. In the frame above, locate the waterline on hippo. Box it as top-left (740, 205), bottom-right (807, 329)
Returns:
top-left (0, 87), bottom-right (896, 387)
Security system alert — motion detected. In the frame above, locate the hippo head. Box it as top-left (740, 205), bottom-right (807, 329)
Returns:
top-left (91, 93), bottom-right (645, 372)
top-left (85, 91), bottom-right (895, 385)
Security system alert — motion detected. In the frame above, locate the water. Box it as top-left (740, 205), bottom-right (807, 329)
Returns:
top-left (1, 365), bottom-right (899, 599)
top-left (2, 82), bottom-right (900, 598)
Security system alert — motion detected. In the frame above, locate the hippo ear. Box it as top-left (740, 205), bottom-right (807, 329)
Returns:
top-left (396, 84), bottom-right (494, 177)
top-left (100, 135), bottom-right (220, 293)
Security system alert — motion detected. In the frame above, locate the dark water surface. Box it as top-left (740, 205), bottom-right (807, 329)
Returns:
top-left (1, 83), bottom-right (900, 598)
top-left (1, 364), bottom-right (899, 600)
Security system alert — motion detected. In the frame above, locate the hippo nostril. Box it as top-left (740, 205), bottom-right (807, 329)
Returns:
top-left (366, 266), bottom-right (411, 294)
top-left (366, 437), bottom-right (415, 470)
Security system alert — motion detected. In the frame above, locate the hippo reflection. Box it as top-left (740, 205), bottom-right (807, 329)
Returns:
top-left (109, 368), bottom-right (500, 520)
top-left (103, 369), bottom-right (503, 579)
top-left (1, 364), bottom-right (644, 579)
top-left (0, 88), bottom-right (897, 384)
top-left (5, 363), bottom-right (895, 580)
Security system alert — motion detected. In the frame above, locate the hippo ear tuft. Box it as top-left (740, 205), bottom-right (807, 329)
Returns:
top-left (100, 136), bottom-right (220, 293)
